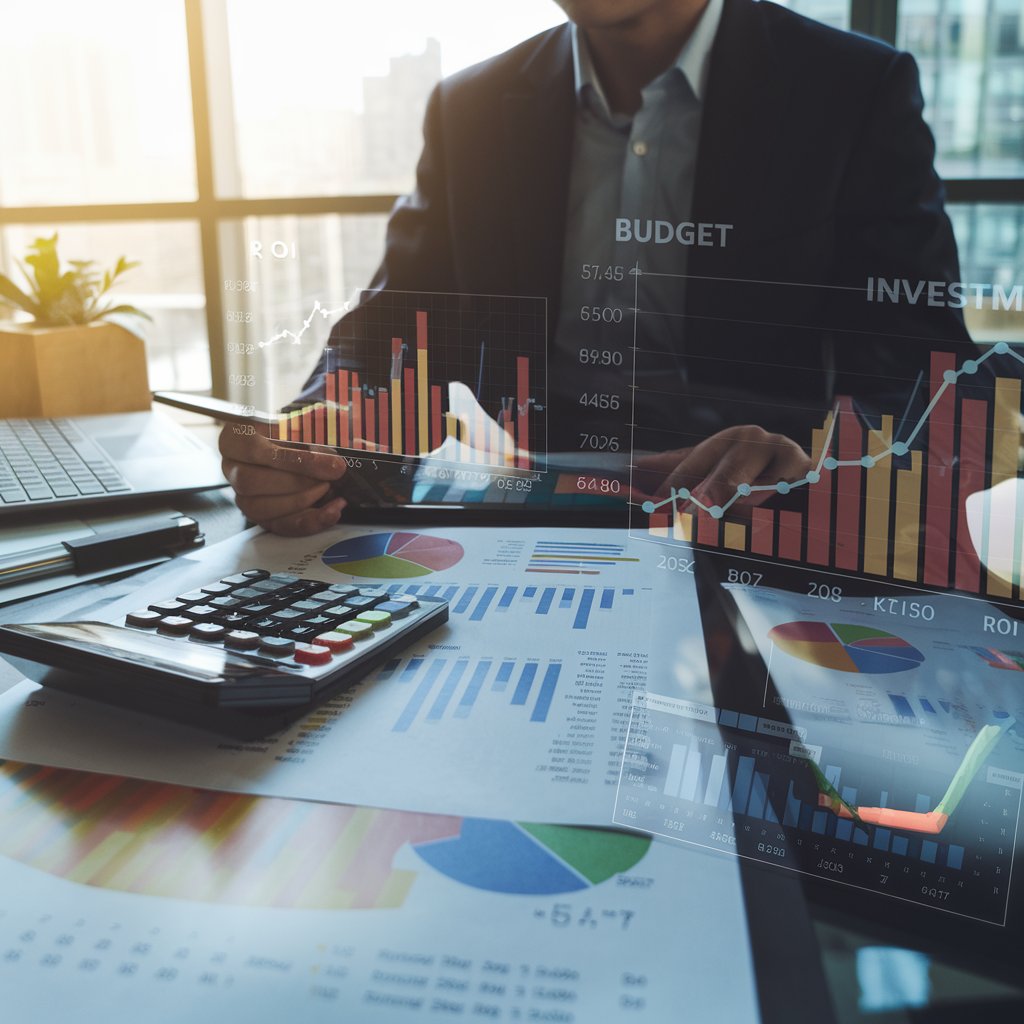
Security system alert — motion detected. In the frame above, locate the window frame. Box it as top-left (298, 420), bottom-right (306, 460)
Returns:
top-left (0, 0), bottom-right (1019, 396)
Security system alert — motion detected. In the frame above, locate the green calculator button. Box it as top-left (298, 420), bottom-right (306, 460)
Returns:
top-left (334, 620), bottom-right (373, 639)
top-left (356, 610), bottom-right (392, 629)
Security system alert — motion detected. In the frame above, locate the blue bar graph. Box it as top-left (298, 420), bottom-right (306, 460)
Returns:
top-left (915, 793), bottom-right (931, 813)
top-left (888, 694), bottom-right (915, 719)
top-left (680, 749), bottom-right (702, 801)
top-left (853, 828), bottom-right (869, 846)
top-left (427, 659), bottom-right (469, 720)
top-left (873, 828), bottom-right (890, 851)
top-left (665, 745), bottom-right (686, 796)
top-left (892, 835), bottom-right (909, 856)
top-left (394, 659), bottom-right (448, 732)
top-left (511, 663), bottom-right (538, 705)
top-left (573, 589), bottom-right (595, 630)
top-left (392, 655), bottom-right (562, 730)
top-left (531, 664), bottom-right (561, 722)
top-left (921, 841), bottom-right (938, 864)
top-left (747, 772), bottom-right (769, 819)
top-left (812, 811), bottom-right (827, 834)
top-left (386, 582), bottom-right (638, 631)
top-left (784, 782), bottom-right (800, 827)
top-left (455, 660), bottom-right (492, 718)
top-left (920, 699), bottom-right (936, 714)
top-left (947, 845), bottom-right (964, 870)
top-left (493, 661), bottom-right (515, 691)
top-left (469, 586), bottom-right (499, 622)
top-left (733, 757), bottom-right (755, 813)
top-left (836, 820), bottom-right (853, 841)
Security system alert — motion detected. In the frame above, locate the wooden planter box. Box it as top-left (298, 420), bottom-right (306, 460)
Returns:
top-left (0, 322), bottom-right (151, 418)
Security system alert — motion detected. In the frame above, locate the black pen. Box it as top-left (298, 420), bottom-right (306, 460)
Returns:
top-left (0, 514), bottom-right (203, 587)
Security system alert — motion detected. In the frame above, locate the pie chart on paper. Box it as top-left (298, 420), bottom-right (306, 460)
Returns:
top-left (322, 531), bottom-right (464, 578)
top-left (768, 621), bottom-right (925, 674)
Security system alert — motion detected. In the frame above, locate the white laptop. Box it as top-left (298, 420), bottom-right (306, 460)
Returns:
top-left (0, 409), bottom-right (227, 516)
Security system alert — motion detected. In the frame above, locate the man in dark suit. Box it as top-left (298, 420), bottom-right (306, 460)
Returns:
top-left (221, 0), bottom-right (971, 534)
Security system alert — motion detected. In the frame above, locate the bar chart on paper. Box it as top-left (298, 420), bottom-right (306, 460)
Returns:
top-left (378, 654), bottom-right (565, 732)
top-left (375, 579), bottom-right (642, 631)
top-left (615, 700), bottom-right (1022, 923)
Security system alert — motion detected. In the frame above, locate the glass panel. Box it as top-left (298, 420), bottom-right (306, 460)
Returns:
top-left (949, 203), bottom-right (1024, 343)
top-left (899, 0), bottom-right (1024, 178)
top-left (774, 0), bottom-right (850, 30)
top-left (1, 222), bottom-right (209, 392)
top-left (215, 0), bottom-right (566, 198)
top-left (0, 1), bottom-right (197, 206)
top-left (216, 214), bottom-right (388, 407)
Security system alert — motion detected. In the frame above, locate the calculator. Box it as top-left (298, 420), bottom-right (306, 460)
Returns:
top-left (0, 570), bottom-right (448, 738)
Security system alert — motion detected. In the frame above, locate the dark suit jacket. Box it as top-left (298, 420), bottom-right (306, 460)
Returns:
top-left (315, 0), bottom-right (972, 433)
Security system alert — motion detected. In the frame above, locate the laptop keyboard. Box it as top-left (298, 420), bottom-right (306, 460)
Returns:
top-left (0, 419), bottom-right (131, 505)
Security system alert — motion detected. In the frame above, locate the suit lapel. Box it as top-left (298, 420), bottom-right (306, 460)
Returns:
top-left (501, 26), bottom-right (576, 319)
top-left (691, 0), bottom-right (790, 262)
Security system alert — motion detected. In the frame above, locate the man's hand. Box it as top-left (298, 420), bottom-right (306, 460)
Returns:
top-left (219, 425), bottom-right (350, 536)
top-left (634, 425), bottom-right (813, 516)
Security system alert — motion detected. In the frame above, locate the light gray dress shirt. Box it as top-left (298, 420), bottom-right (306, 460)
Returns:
top-left (548, 0), bottom-right (723, 453)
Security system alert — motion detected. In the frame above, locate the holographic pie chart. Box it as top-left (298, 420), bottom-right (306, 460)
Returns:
top-left (322, 531), bottom-right (464, 578)
top-left (768, 621), bottom-right (925, 674)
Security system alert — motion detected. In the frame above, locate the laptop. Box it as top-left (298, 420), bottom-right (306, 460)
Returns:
top-left (0, 409), bottom-right (227, 516)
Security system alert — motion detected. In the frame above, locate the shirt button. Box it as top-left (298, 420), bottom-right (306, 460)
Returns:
top-left (632, 140), bottom-right (648, 157)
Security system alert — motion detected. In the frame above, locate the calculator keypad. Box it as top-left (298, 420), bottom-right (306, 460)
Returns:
top-left (126, 569), bottom-right (421, 672)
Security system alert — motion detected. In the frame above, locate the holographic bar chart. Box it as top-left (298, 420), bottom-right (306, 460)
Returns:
top-left (637, 347), bottom-right (1024, 598)
top-left (271, 291), bottom-right (548, 471)
top-left (616, 700), bottom-right (1021, 923)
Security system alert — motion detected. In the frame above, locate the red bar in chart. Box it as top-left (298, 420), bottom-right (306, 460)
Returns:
top-left (517, 356), bottom-right (530, 470)
top-left (751, 509), bottom-right (775, 556)
top-left (338, 370), bottom-right (350, 448)
top-left (404, 368), bottom-right (416, 455)
top-left (778, 511), bottom-right (803, 562)
top-left (835, 400), bottom-right (863, 571)
top-left (923, 351), bottom-right (957, 586)
top-left (955, 398), bottom-right (988, 592)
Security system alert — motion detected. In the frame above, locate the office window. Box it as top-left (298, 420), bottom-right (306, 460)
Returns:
top-left (948, 203), bottom-right (1024, 343)
top-left (0, 1), bottom-right (196, 206)
top-left (899, 0), bottom-right (1024, 178)
top-left (216, 1), bottom-right (564, 198)
top-left (0, 0), bottom-right (1019, 395)
top-left (218, 214), bottom-right (388, 408)
top-left (775, 0), bottom-right (851, 30)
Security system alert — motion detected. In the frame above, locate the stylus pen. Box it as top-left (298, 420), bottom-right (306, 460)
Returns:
top-left (0, 514), bottom-right (202, 587)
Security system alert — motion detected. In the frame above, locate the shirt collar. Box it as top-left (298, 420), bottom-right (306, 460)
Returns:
top-left (570, 0), bottom-right (723, 114)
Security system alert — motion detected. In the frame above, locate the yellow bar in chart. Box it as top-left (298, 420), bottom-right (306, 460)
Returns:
top-left (986, 378), bottom-right (1020, 598)
top-left (673, 509), bottom-right (694, 542)
top-left (391, 379), bottom-right (403, 456)
top-left (416, 311), bottom-right (429, 455)
top-left (893, 450), bottom-right (923, 581)
top-left (724, 521), bottom-right (747, 551)
top-left (863, 414), bottom-right (894, 577)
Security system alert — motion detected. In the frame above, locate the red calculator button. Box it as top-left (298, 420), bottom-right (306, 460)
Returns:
top-left (294, 643), bottom-right (332, 666)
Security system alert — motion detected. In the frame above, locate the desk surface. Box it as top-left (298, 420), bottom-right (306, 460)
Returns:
top-left (0, 419), bottom-right (1021, 1022)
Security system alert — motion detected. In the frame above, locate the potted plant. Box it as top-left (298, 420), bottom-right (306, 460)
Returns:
top-left (0, 233), bottom-right (153, 417)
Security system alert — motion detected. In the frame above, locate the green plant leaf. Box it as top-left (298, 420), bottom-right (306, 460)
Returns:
top-left (94, 303), bottom-right (152, 322)
top-left (24, 234), bottom-right (61, 301)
